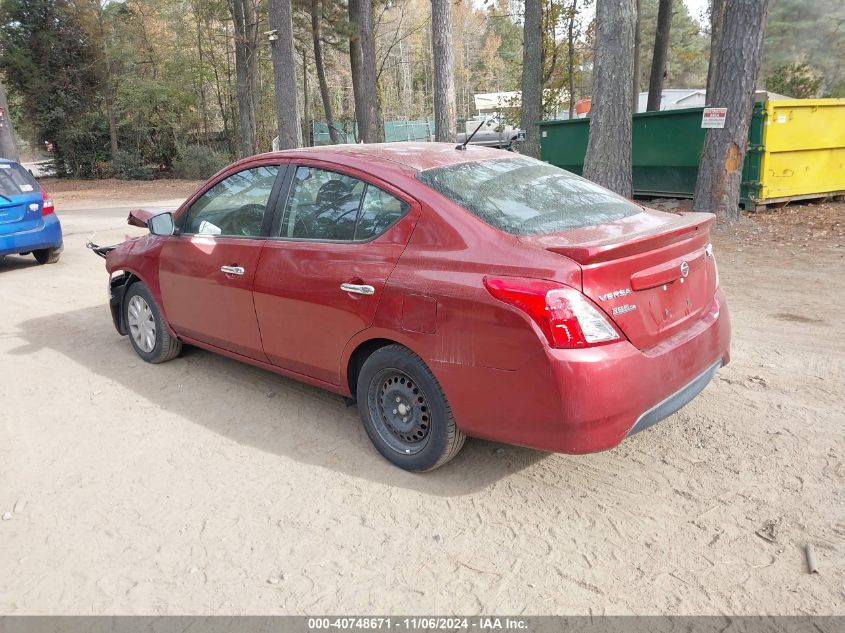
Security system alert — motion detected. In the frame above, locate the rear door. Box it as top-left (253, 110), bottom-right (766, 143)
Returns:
top-left (159, 163), bottom-right (285, 360)
top-left (253, 162), bottom-right (418, 385)
top-left (0, 162), bottom-right (43, 234)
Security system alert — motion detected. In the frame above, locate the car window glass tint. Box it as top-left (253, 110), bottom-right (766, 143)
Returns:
top-left (355, 185), bottom-right (410, 240)
top-left (0, 163), bottom-right (40, 197)
top-left (416, 156), bottom-right (640, 236)
top-left (184, 166), bottom-right (278, 237)
top-left (281, 166), bottom-right (365, 241)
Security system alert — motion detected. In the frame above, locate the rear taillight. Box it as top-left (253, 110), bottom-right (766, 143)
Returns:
top-left (41, 192), bottom-right (54, 215)
top-left (483, 276), bottom-right (620, 349)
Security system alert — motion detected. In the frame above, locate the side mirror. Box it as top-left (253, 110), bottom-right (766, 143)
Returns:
top-left (148, 212), bottom-right (176, 236)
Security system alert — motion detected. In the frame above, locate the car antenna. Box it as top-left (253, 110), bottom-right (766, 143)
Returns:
top-left (455, 119), bottom-right (486, 151)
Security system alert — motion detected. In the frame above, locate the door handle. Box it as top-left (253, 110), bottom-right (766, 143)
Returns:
top-left (220, 265), bottom-right (245, 276)
top-left (340, 283), bottom-right (375, 295)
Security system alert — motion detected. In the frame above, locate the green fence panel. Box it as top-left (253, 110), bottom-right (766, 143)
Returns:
top-left (311, 120), bottom-right (433, 145)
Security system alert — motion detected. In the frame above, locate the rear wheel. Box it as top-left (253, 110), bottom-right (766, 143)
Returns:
top-left (356, 345), bottom-right (465, 471)
top-left (124, 282), bottom-right (182, 364)
top-left (33, 248), bottom-right (60, 264)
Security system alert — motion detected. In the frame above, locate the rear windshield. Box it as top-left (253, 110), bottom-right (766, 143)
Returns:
top-left (0, 162), bottom-right (40, 198)
top-left (416, 156), bottom-right (640, 236)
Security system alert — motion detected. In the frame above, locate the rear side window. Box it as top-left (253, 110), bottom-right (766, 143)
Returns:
top-left (279, 166), bottom-right (409, 242)
top-left (0, 163), bottom-right (40, 197)
top-left (416, 156), bottom-right (640, 236)
top-left (281, 166), bottom-right (365, 240)
top-left (355, 185), bottom-right (410, 240)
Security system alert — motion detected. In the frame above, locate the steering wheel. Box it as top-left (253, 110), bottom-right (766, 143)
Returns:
top-left (229, 203), bottom-right (265, 237)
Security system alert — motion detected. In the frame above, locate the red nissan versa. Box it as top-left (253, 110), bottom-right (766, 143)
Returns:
top-left (96, 143), bottom-right (730, 471)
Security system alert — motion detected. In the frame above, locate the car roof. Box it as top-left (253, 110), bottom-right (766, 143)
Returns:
top-left (0, 158), bottom-right (21, 165)
top-left (260, 142), bottom-right (522, 172)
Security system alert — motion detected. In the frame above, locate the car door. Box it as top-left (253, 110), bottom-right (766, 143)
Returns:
top-left (253, 162), bottom-right (419, 385)
top-left (159, 163), bottom-right (285, 361)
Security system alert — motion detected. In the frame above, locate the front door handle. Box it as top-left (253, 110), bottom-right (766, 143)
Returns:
top-left (340, 283), bottom-right (375, 295)
top-left (221, 265), bottom-right (245, 276)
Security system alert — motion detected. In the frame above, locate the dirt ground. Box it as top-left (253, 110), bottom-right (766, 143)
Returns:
top-left (0, 184), bottom-right (842, 615)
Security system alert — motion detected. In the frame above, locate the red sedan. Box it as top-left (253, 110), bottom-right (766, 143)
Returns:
top-left (100, 143), bottom-right (730, 471)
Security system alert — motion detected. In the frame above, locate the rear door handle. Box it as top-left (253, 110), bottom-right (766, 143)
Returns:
top-left (340, 283), bottom-right (375, 295)
top-left (221, 265), bottom-right (245, 276)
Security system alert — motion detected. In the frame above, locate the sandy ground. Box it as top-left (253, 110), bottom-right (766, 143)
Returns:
top-left (0, 184), bottom-right (842, 615)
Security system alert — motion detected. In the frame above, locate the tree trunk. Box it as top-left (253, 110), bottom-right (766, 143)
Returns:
top-left (230, 0), bottom-right (257, 156)
top-left (268, 0), bottom-right (302, 149)
top-left (567, 0), bottom-right (578, 119)
top-left (431, 0), bottom-right (457, 143)
top-left (312, 0), bottom-right (338, 144)
top-left (583, 0), bottom-right (636, 196)
top-left (0, 80), bottom-right (19, 161)
top-left (359, 0), bottom-right (383, 142)
top-left (705, 0), bottom-right (725, 104)
top-left (94, 5), bottom-right (119, 159)
top-left (646, 0), bottom-right (672, 111)
top-left (245, 0), bottom-right (259, 152)
top-left (693, 0), bottom-right (768, 222)
top-left (520, 0), bottom-right (542, 157)
top-left (632, 0), bottom-right (641, 112)
top-left (301, 47), bottom-right (310, 146)
top-left (348, 0), bottom-right (369, 142)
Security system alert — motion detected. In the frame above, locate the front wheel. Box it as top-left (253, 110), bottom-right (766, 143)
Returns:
top-left (123, 282), bottom-right (182, 364)
top-left (356, 345), bottom-right (465, 471)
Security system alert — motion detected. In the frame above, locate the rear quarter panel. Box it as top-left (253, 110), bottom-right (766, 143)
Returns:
top-left (343, 185), bottom-right (583, 439)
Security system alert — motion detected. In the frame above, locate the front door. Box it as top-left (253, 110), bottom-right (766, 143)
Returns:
top-left (253, 163), bottom-right (418, 385)
top-left (159, 164), bottom-right (283, 360)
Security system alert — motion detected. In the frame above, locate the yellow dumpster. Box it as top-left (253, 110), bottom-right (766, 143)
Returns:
top-left (747, 98), bottom-right (845, 209)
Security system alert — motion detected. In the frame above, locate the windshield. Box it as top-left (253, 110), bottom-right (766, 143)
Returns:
top-left (0, 162), bottom-right (40, 198)
top-left (416, 157), bottom-right (641, 236)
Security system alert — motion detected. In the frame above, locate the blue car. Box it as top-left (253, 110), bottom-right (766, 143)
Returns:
top-left (0, 159), bottom-right (62, 264)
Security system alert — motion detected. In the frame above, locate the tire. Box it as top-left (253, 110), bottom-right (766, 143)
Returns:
top-left (123, 282), bottom-right (182, 364)
top-left (356, 345), bottom-right (465, 471)
top-left (33, 248), bottom-right (60, 264)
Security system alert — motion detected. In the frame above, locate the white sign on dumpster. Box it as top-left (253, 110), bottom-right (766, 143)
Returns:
top-left (701, 107), bottom-right (727, 129)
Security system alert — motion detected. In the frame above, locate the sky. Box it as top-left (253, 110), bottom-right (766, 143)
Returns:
top-left (575, 0), bottom-right (712, 26)
top-left (683, 0), bottom-right (710, 24)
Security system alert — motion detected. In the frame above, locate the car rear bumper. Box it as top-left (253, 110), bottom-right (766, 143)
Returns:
top-left (443, 288), bottom-right (731, 454)
top-left (626, 359), bottom-right (722, 436)
top-left (539, 289), bottom-right (731, 453)
top-left (0, 215), bottom-right (63, 256)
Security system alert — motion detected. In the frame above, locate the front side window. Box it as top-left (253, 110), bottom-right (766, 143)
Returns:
top-left (183, 166), bottom-right (279, 237)
top-left (280, 166), bottom-right (366, 241)
top-left (416, 156), bottom-right (641, 236)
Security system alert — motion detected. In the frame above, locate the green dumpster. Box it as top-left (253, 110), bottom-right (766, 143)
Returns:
top-left (538, 104), bottom-right (770, 209)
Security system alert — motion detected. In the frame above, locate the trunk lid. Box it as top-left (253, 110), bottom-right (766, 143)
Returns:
top-left (0, 193), bottom-right (43, 232)
top-left (520, 210), bottom-right (718, 350)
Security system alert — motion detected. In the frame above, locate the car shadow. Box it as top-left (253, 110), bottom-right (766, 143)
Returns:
top-left (11, 305), bottom-right (547, 495)
top-left (0, 254), bottom-right (40, 271)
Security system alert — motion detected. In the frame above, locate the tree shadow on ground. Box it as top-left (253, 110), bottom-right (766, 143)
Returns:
top-left (11, 305), bottom-right (548, 495)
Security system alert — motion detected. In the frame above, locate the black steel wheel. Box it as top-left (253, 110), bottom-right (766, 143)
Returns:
top-left (357, 345), bottom-right (465, 471)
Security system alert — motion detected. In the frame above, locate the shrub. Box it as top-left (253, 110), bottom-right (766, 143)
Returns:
top-left (110, 150), bottom-right (154, 180)
top-left (173, 145), bottom-right (229, 180)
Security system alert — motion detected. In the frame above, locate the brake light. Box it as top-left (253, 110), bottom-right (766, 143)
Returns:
top-left (483, 276), bottom-right (620, 349)
top-left (41, 192), bottom-right (54, 216)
